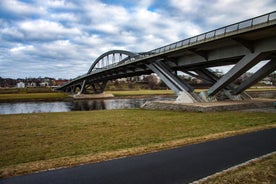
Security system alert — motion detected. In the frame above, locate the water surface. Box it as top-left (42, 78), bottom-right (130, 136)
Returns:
top-left (0, 97), bottom-right (173, 115)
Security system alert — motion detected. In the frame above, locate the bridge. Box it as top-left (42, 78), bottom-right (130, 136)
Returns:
top-left (57, 11), bottom-right (276, 103)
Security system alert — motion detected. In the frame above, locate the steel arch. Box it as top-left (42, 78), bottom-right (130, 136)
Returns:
top-left (87, 50), bottom-right (138, 74)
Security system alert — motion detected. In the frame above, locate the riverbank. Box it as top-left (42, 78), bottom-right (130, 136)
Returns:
top-left (0, 90), bottom-right (175, 103)
top-left (71, 93), bottom-right (114, 99)
top-left (142, 99), bottom-right (276, 112)
top-left (0, 89), bottom-right (275, 103)
top-left (0, 109), bottom-right (275, 178)
top-left (106, 89), bottom-right (174, 97)
top-left (0, 93), bottom-right (69, 103)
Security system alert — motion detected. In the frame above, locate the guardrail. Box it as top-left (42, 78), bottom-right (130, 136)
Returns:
top-left (141, 11), bottom-right (276, 57)
top-left (94, 11), bottom-right (276, 71)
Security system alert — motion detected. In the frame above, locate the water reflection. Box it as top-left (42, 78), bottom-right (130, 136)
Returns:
top-left (71, 98), bottom-right (148, 111)
top-left (0, 97), bottom-right (173, 115)
top-left (0, 102), bottom-right (71, 114)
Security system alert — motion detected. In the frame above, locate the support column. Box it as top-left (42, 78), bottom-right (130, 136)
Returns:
top-left (208, 52), bottom-right (269, 96)
top-left (182, 70), bottom-right (213, 84)
top-left (148, 60), bottom-right (197, 103)
top-left (91, 81), bottom-right (108, 94)
top-left (148, 61), bottom-right (194, 93)
top-left (99, 81), bottom-right (107, 93)
top-left (232, 57), bottom-right (276, 95)
top-left (79, 80), bottom-right (86, 94)
top-left (70, 86), bottom-right (74, 94)
top-left (194, 68), bottom-right (220, 84)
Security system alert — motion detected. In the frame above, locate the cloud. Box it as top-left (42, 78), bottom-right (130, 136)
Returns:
top-left (0, 0), bottom-right (46, 18)
top-left (170, 0), bottom-right (276, 28)
top-left (0, 0), bottom-right (275, 78)
top-left (40, 0), bottom-right (76, 9)
top-left (49, 13), bottom-right (78, 22)
top-left (17, 19), bottom-right (81, 40)
top-left (10, 44), bottom-right (34, 53)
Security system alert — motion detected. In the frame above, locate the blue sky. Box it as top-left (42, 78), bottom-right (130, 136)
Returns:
top-left (0, 0), bottom-right (275, 79)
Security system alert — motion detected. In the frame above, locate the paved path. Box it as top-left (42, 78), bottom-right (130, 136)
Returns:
top-left (1, 128), bottom-right (276, 184)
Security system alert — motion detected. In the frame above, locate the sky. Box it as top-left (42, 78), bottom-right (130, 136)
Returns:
top-left (0, 0), bottom-right (275, 79)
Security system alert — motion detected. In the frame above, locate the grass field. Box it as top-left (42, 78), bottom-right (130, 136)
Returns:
top-left (0, 88), bottom-right (274, 101)
top-left (0, 87), bottom-right (53, 94)
top-left (106, 89), bottom-right (174, 96)
top-left (0, 109), bottom-right (275, 178)
top-left (0, 90), bottom-right (174, 102)
top-left (0, 93), bottom-right (68, 102)
top-left (198, 153), bottom-right (276, 184)
top-left (0, 88), bottom-right (275, 181)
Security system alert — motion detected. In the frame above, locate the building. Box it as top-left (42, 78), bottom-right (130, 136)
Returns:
top-left (17, 82), bottom-right (25, 88)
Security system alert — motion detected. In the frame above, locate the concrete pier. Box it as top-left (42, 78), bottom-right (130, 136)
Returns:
top-left (142, 99), bottom-right (276, 112)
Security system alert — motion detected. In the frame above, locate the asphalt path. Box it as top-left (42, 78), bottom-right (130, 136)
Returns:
top-left (1, 128), bottom-right (276, 184)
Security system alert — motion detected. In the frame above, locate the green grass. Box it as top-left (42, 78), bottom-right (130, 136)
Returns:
top-left (0, 109), bottom-right (275, 177)
top-left (0, 88), bottom-right (19, 94)
top-left (106, 89), bottom-right (174, 96)
top-left (0, 92), bottom-right (68, 102)
top-left (0, 87), bottom-right (53, 94)
top-left (106, 88), bottom-right (276, 96)
top-left (246, 88), bottom-right (276, 91)
top-left (0, 89), bottom-right (174, 102)
top-left (199, 153), bottom-right (276, 184)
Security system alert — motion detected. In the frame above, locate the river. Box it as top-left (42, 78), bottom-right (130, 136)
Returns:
top-left (0, 97), bottom-right (174, 115)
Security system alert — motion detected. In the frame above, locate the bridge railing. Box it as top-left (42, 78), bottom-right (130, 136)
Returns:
top-left (91, 11), bottom-right (276, 72)
top-left (141, 11), bottom-right (276, 57)
top-left (91, 57), bottom-right (137, 73)
top-left (87, 12), bottom-right (276, 75)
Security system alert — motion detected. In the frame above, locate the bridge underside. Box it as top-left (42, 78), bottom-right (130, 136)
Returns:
top-left (58, 12), bottom-right (276, 103)
top-left (151, 38), bottom-right (275, 102)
